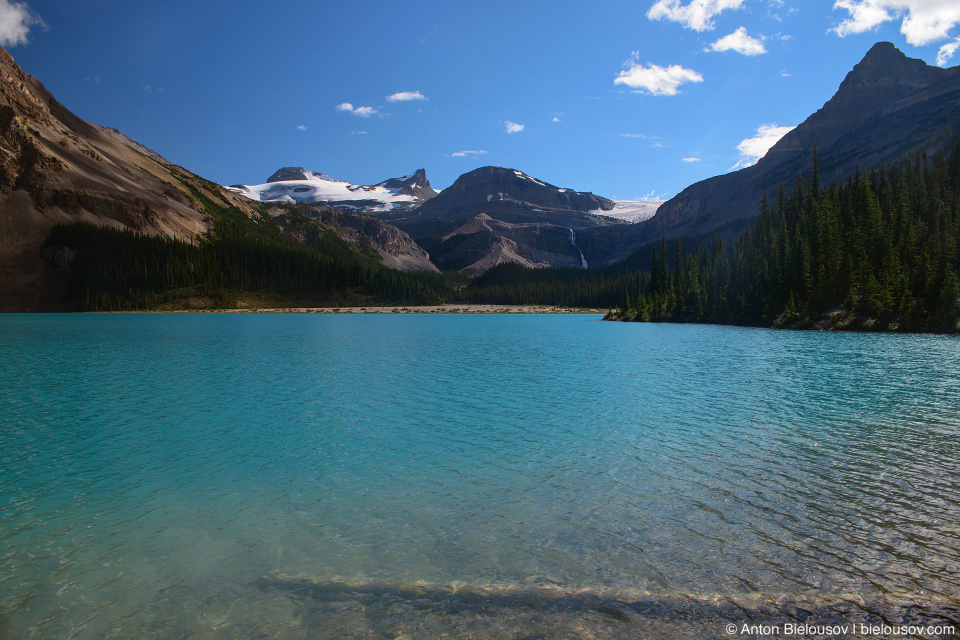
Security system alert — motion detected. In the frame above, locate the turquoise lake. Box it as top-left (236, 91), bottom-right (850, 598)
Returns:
top-left (1, 313), bottom-right (959, 639)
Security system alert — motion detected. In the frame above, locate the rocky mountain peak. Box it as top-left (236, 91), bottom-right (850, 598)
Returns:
top-left (401, 165), bottom-right (618, 251)
top-left (822, 42), bottom-right (948, 121)
top-left (761, 42), bottom-right (952, 166)
top-left (266, 167), bottom-right (337, 183)
top-left (436, 166), bottom-right (615, 212)
top-left (378, 167), bottom-right (427, 188)
top-left (376, 168), bottom-right (436, 200)
top-left (267, 167), bottom-right (308, 182)
top-left (645, 41), bottom-right (960, 246)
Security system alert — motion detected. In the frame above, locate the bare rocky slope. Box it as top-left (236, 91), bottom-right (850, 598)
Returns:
top-left (0, 47), bottom-right (223, 310)
top-left (273, 204), bottom-right (438, 273)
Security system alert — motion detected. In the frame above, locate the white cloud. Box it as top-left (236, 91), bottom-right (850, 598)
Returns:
top-left (297, 125), bottom-right (307, 131)
top-left (449, 149), bottom-right (488, 158)
top-left (335, 102), bottom-right (379, 117)
top-left (386, 91), bottom-right (427, 102)
top-left (682, 157), bottom-right (701, 162)
top-left (731, 123), bottom-right (795, 169)
top-left (351, 130), bottom-right (368, 135)
top-left (0, 0), bottom-right (43, 47)
top-left (505, 121), bottom-right (525, 133)
top-left (552, 116), bottom-right (561, 122)
top-left (708, 26), bottom-right (767, 55)
top-left (641, 190), bottom-right (669, 201)
top-left (937, 36), bottom-right (960, 65)
top-left (647, 0), bottom-right (746, 31)
top-left (615, 62), bottom-right (704, 96)
top-left (832, 0), bottom-right (891, 36)
top-left (832, 0), bottom-right (960, 46)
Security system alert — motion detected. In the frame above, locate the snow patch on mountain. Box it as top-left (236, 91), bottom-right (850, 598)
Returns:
top-left (225, 169), bottom-right (435, 213)
top-left (590, 200), bottom-right (661, 223)
top-left (226, 177), bottom-right (417, 211)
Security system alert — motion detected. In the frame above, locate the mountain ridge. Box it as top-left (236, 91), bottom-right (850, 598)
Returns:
top-left (645, 42), bottom-right (960, 243)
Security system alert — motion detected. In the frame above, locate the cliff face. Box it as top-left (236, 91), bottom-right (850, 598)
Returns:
top-left (645, 42), bottom-right (960, 243)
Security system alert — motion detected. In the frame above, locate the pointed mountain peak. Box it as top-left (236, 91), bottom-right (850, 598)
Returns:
top-left (838, 41), bottom-right (945, 99)
top-left (797, 41), bottom-right (950, 132)
top-left (860, 41), bottom-right (905, 65)
top-left (379, 167), bottom-right (428, 187)
top-left (377, 168), bottom-right (436, 200)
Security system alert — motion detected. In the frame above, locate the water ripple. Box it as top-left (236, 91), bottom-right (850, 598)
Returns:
top-left (1, 315), bottom-right (958, 638)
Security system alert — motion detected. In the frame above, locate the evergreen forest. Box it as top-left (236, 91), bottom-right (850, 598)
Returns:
top-left (609, 142), bottom-right (960, 332)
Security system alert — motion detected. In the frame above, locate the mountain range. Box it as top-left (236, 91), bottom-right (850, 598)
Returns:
top-left (0, 41), bottom-right (957, 309)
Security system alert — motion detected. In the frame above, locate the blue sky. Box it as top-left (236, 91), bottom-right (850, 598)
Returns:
top-left (4, 0), bottom-right (960, 200)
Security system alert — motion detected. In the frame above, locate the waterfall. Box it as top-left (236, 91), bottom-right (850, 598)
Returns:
top-left (569, 229), bottom-right (588, 269)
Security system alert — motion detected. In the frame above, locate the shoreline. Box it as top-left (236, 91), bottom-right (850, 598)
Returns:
top-left (154, 304), bottom-right (608, 315)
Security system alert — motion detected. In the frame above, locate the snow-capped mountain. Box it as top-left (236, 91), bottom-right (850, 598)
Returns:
top-left (226, 167), bottom-right (437, 214)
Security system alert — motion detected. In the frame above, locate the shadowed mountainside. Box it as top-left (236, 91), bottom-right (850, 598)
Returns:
top-left (639, 42), bottom-right (960, 244)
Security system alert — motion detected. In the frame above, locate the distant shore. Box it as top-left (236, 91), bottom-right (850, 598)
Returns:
top-left (168, 304), bottom-right (607, 315)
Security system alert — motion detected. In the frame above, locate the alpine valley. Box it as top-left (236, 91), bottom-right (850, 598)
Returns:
top-left (1, 42), bottom-right (958, 330)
